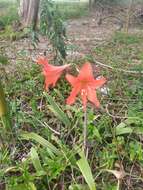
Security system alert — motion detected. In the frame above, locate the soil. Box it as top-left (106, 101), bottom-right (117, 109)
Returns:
top-left (0, 13), bottom-right (120, 72)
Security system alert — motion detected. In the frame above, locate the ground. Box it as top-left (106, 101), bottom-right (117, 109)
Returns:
top-left (1, 12), bottom-right (119, 73)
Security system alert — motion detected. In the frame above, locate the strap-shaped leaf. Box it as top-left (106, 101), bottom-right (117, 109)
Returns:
top-left (115, 122), bottom-right (133, 136)
top-left (21, 132), bottom-right (59, 155)
top-left (7, 183), bottom-right (37, 190)
top-left (44, 93), bottom-right (71, 126)
top-left (30, 147), bottom-right (43, 173)
top-left (77, 151), bottom-right (96, 190)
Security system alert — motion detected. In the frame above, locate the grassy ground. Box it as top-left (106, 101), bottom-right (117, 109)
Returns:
top-left (1, 1), bottom-right (143, 190)
top-left (1, 31), bottom-right (143, 189)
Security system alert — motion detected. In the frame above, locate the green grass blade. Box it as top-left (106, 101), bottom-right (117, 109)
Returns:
top-left (44, 93), bottom-right (71, 126)
top-left (30, 147), bottom-right (43, 173)
top-left (21, 132), bottom-right (59, 155)
top-left (69, 184), bottom-right (89, 190)
top-left (77, 151), bottom-right (96, 190)
top-left (6, 182), bottom-right (37, 190)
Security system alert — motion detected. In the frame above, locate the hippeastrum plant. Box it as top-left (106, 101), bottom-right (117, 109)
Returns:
top-left (37, 56), bottom-right (70, 90)
top-left (37, 58), bottom-right (107, 154)
top-left (66, 62), bottom-right (106, 153)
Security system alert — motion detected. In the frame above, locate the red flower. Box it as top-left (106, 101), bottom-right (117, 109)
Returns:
top-left (37, 57), bottom-right (70, 90)
top-left (66, 62), bottom-right (106, 111)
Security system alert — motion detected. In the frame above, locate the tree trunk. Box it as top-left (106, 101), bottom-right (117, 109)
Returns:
top-left (89, 0), bottom-right (97, 10)
top-left (93, 0), bottom-right (97, 7)
top-left (19, 0), bottom-right (40, 29)
top-left (89, 0), bottom-right (92, 11)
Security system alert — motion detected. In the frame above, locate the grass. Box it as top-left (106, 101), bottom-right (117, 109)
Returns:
top-left (0, 0), bottom-right (143, 188)
top-left (94, 32), bottom-right (143, 71)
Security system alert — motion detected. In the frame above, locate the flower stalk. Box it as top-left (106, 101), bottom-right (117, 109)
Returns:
top-left (83, 109), bottom-right (87, 155)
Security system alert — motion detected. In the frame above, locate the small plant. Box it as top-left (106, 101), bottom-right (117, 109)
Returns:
top-left (65, 62), bottom-right (106, 152)
top-left (40, 0), bottom-right (67, 63)
top-left (35, 57), bottom-right (107, 188)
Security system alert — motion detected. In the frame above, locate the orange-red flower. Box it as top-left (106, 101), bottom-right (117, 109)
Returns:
top-left (66, 62), bottom-right (106, 111)
top-left (37, 57), bottom-right (70, 90)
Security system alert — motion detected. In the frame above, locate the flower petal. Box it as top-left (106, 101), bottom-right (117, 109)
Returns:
top-left (50, 64), bottom-right (70, 72)
top-left (66, 74), bottom-right (77, 86)
top-left (66, 84), bottom-right (81, 105)
top-left (91, 77), bottom-right (106, 89)
top-left (42, 64), bottom-right (70, 90)
top-left (44, 72), bottom-right (62, 90)
top-left (87, 88), bottom-right (100, 108)
top-left (78, 62), bottom-right (94, 79)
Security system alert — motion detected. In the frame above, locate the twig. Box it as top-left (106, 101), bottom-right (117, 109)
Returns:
top-left (25, 113), bottom-right (60, 135)
top-left (105, 104), bottom-right (128, 119)
top-left (93, 59), bottom-right (143, 74)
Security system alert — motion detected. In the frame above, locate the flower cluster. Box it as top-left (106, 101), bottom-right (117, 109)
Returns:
top-left (37, 57), bottom-right (106, 111)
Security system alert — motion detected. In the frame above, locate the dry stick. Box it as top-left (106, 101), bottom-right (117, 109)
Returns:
top-left (93, 59), bottom-right (143, 74)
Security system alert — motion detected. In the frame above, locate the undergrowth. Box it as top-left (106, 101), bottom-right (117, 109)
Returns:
top-left (0, 0), bottom-right (18, 28)
top-left (0, 31), bottom-right (143, 189)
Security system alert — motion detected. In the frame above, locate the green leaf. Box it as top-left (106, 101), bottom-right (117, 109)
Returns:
top-left (30, 147), bottom-right (44, 174)
top-left (93, 126), bottom-right (102, 142)
top-left (69, 184), bottom-right (89, 190)
top-left (6, 183), bottom-right (37, 190)
top-left (76, 151), bottom-right (96, 190)
top-left (115, 122), bottom-right (133, 136)
top-left (28, 182), bottom-right (37, 190)
top-left (44, 93), bottom-right (71, 126)
top-left (134, 127), bottom-right (143, 135)
top-left (20, 132), bottom-right (59, 155)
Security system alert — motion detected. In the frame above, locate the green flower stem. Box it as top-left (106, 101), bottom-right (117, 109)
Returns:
top-left (83, 109), bottom-right (87, 155)
top-left (117, 180), bottom-right (120, 190)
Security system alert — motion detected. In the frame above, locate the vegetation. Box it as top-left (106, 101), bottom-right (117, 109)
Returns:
top-left (1, 0), bottom-right (143, 190)
top-left (56, 2), bottom-right (88, 20)
top-left (0, 0), bottom-right (18, 28)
